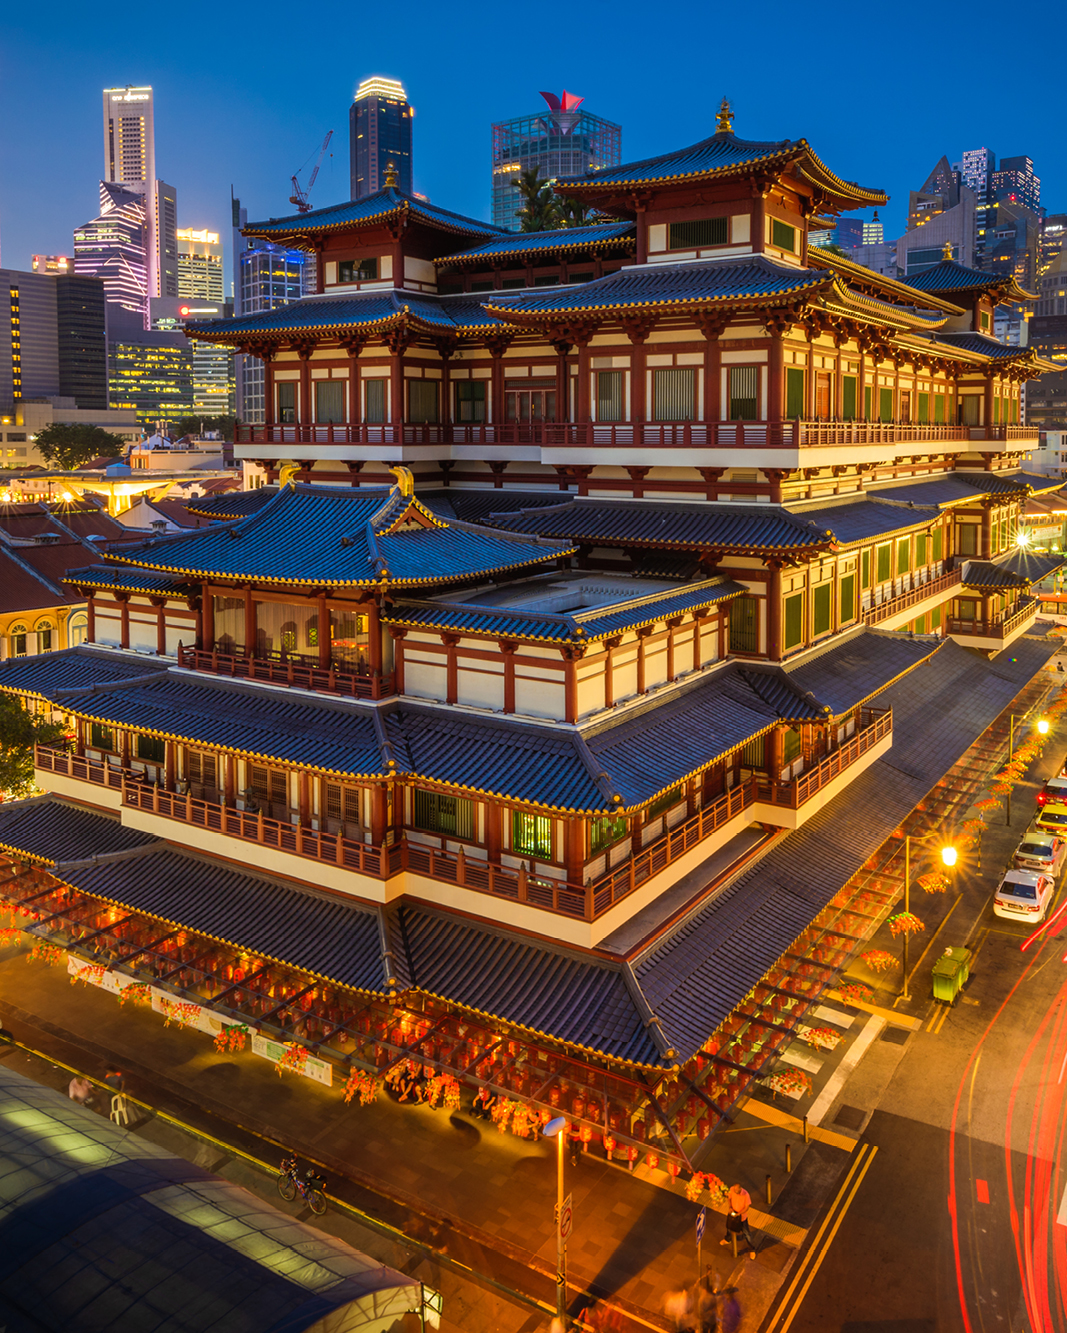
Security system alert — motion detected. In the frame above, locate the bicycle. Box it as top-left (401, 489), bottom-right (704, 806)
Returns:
top-left (277, 1155), bottom-right (328, 1215)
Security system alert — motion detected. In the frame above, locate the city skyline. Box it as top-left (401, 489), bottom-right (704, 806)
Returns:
top-left (1, 0), bottom-right (1062, 278)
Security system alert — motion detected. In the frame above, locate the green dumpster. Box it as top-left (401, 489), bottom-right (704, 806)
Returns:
top-left (932, 946), bottom-right (972, 1003)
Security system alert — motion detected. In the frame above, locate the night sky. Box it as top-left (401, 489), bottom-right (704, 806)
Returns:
top-left (1, 0), bottom-right (1062, 281)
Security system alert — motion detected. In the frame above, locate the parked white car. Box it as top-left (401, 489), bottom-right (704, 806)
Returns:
top-left (1013, 831), bottom-right (1066, 875)
top-left (994, 870), bottom-right (1055, 922)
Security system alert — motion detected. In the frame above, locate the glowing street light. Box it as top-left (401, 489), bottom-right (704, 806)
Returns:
top-left (543, 1115), bottom-right (569, 1325)
top-left (901, 833), bottom-right (958, 1000)
top-left (1038, 718), bottom-right (1050, 735)
top-left (941, 846), bottom-right (958, 867)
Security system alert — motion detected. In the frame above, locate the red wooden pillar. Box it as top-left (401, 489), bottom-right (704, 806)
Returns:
top-left (244, 588), bottom-right (256, 657)
top-left (153, 599), bottom-right (166, 656)
top-left (318, 592), bottom-right (330, 669)
top-left (118, 594), bottom-right (130, 650)
top-left (389, 628), bottom-right (407, 695)
top-left (636, 627), bottom-right (651, 695)
top-left (298, 350), bottom-right (312, 427)
top-left (224, 754), bottom-right (235, 807)
top-left (499, 641), bottom-right (517, 713)
top-left (752, 191), bottom-right (766, 254)
top-left (443, 634), bottom-right (459, 704)
top-left (202, 582), bottom-right (214, 649)
top-left (666, 619), bottom-right (679, 682)
top-left (370, 783), bottom-right (388, 846)
top-left (767, 333), bottom-right (784, 433)
top-left (485, 801), bottom-right (502, 865)
top-left (555, 347), bottom-right (570, 426)
top-left (86, 594), bottom-right (95, 644)
top-left (704, 335), bottom-right (722, 431)
top-left (576, 336), bottom-right (592, 426)
top-left (366, 599), bottom-right (383, 686)
top-left (766, 562), bottom-right (783, 660)
top-left (564, 819), bottom-right (584, 886)
top-left (165, 741), bottom-right (175, 791)
top-left (298, 770), bottom-right (310, 826)
top-left (263, 353), bottom-right (276, 428)
top-left (628, 337), bottom-right (647, 444)
top-left (983, 374), bottom-right (995, 430)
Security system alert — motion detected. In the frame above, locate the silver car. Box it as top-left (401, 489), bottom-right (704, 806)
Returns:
top-left (1014, 831), bottom-right (1066, 874)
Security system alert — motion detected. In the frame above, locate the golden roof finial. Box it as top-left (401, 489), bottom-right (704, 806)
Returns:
top-left (389, 465), bottom-right (415, 498)
top-left (716, 96), bottom-right (733, 134)
top-left (942, 240), bottom-right (954, 261)
top-left (384, 160), bottom-right (399, 188)
top-left (278, 460), bottom-right (301, 489)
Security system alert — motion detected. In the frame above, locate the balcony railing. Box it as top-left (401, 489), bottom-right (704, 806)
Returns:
top-left (946, 598), bottom-right (1037, 641)
top-left (862, 569), bottom-right (961, 626)
top-left (755, 709), bottom-right (892, 810)
top-left (35, 707), bottom-right (891, 923)
top-left (176, 645), bottom-right (394, 701)
top-left (236, 421), bottom-right (1035, 450)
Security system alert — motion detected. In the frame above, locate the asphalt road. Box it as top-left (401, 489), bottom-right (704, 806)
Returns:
top-left (760, 746), bottom-right (1067, 1333)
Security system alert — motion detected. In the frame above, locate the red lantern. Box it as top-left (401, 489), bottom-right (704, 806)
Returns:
top-left (627, 1144), bottom-right (639, 1171)
top-left (667, 1161), bottom-right (681, 1180)
top-left (603, 1134), bottom-right (617, 1156)
top-left (645, 1151), bottom-right (660, 1171)
top-left (580, 1125), bottom-right (593, 1152)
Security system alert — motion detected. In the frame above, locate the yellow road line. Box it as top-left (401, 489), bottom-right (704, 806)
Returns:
top-left (776, 1143), bottom-right (879, 1333)
top-left (909, 895), bottom-right (963, 975)
top-left (738, 1094), bottom-right (857, 1153)
top-left (823, 989), bottom-right (921, 1031)
top-left (763, 1142), bottom-right (876, 1332)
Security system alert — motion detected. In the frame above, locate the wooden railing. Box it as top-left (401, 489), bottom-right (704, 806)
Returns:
top-left (176, 645), bottom-right (394, 701)
top-left (755, 710), bottom-right (892, 810)
top-left (947, 598), bottom-right (1038, 640)
top-left (863, 569), bottom-right (961, 626)
top-left (36, 709), bottom-right (891, 921)
top-left (235, 420), bottom-right (1032, 450)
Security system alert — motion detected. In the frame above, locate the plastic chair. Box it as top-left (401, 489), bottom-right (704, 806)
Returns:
top-left (110, 1094), bottom-right (129, 1127)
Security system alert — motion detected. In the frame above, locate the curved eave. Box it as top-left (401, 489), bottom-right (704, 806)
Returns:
top-left (186, 309), bottom-right (519, 347)
top-left (821, 282), bottom-right (947, 331)
top-left (43, 873), bottom-right (391, 998)
top-left (97, 543), bottom-right (577, 587)
top-left (482, 277), bottom-right (833, 325)
top-left (66, 575), bottom-right (189, 597)
top-left (435, 236), bottom-right (636, 269)
top-left (791, 144), bottom-right (888, 208)
top-left (806, 250), bottom-right (966, 316)
top-left (242, 202), bottom-right (499, 246)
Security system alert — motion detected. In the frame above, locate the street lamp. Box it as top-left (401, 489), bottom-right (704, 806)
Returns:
top-left (1006, 714), bottom-right (1051, 826)
top-left (543, 1115), bottom-right (568, 1326)
top-left (901, 834), bottom-right (956, 1001)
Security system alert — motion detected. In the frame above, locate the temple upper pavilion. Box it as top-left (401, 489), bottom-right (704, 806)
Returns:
top-left (0, 107), bottom-right (1061, 1174)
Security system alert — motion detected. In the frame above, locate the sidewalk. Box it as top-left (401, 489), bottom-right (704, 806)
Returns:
top-left (0, 948), bottom-right (834, 1331)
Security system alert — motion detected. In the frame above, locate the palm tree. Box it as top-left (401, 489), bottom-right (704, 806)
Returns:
top-left (512, 169), bottom-right (560, 232)
top-left (556, 195), bottom-right (591, 229)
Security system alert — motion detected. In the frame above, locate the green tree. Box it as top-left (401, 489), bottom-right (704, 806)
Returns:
top-left (513, 169), bottom-right (561, 232)
top-left (555, 195), bottom-right (591, 228)
top-left (173, 415), bottom-right (236, 440)
top-left (33, 423), bottom-right (125, 470)
top-left (0, 696), bottom-right (69, 799)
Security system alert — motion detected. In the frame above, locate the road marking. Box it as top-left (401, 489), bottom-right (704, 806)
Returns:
top-left (807, 1014), bottom-right (884, 1127)
top-left (737, 1095), bottom-right (856, 1152)
top-left (934, 1005), bottom-right (952, 1036)
top-left (910, 895), bottom-right (963, 975)
top-left (762, 1142), bottom-right (878, 1333)
top-left (976, 1179), bottom-right (989, 1204)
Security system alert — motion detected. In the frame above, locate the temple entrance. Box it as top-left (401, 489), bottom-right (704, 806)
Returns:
top-left (815, 373), bottom-right (831, 420)
top-left (506, 379), bottom-right (557, 427)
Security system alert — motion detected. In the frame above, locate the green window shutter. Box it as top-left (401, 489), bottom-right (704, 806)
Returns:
top-left (414, 791), bottom-right (473, 838)
top-left (782, 728), bottom-right (801, 763)
top-left (771, 219), bottom-right (796, 252)
top-left (876, 544), bottom-right (891, 582)
top-left (932, 605), bottom-right (942, 629)
top-left (729, 597), bottom-right (758, 653)
top-left (864, 386), bottom-right (872, 419)
top-left (932, 527), bottom-right (943, 561)
top-left (842, 376), bottom-right (857, 420)
top-left (917, 392), bottom-right (929, 423)
top-left (741, 736), bottom-right (766, 767)
top-left (590, 815), bottom-right (626, 855)
top-left (915, 534), bottom-right (927, 566)
top-left (897, 539), bottom-right (911, 575)
top-left (668, 218), bottom-right (728, 249)
top-left (813, 584), bottom-right (831, 636)
top-left (136, 734), bottom-right (165, 763)
top-left (934, 393), bottom-right (944, 423)
top-left (90, 722), bottom-right (113, 750)
top-left (647, 786), bottom-right (683, 818)
top-left (512, 811), bottom-right (553, 859)
top-left (879, 388), bottom-right (893, 422)
top-left (784, 593), bottom-right (804, 649)
top-left (840, 574), bottom-right (856, 622)
top-left (861, 549), bottom-right (871, 589)
top-left (786, 368), bottom-right (805, 419)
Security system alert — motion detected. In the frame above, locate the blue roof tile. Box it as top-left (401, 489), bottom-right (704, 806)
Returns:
top-left (436, 222), bottom-right (636, 266)
top-left (785, 629), bottom-right (942, 717)
top-left (64, 565), bottom-right (193, 597)
top-left (243, 187), bottom-right (504, 242)
top-left (903, 257), bottom-right (1034, 300)
top-left (870, 471), bottom-right (1057, 509)
top-left (187, 291), bottom-right (505, 342)
top-left (0, 646), bottom-right (168, 699)
top-left (0, 797), bottom-right (157, 864)
top-left (185, 489), bottom-right (280, 520)
top-left (485, 256), bottom-right (830, 319)
top-left (104, 483), bottom-right (574, 588)
top-left (788, 499), bottom-right (940, 544)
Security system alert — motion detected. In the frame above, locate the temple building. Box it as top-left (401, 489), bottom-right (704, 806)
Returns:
top-left (0, 106), bottom-right (1062, 1172)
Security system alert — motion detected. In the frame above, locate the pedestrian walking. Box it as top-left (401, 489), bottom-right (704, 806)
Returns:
top-left (720, 1292), bottom-right (741, 1333)
top-left (719, 1182), bottom-right (756, 1259)
top-left (664, 1286), bottom-right (694, 1332)
top-left (695, 1276), bottom-right (717, 1332)
top-left (68, 1076), bottom-right (93, 1106)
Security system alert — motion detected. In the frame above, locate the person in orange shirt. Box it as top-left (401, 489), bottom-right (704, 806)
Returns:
top-left (720, 1182), bottom-right (756, 1259)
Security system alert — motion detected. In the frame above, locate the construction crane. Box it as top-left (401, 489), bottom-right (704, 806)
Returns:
top-left (289, 130), bottom-right (333, 213)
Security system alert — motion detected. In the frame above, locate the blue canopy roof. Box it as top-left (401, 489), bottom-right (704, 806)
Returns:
top-left (485, 256), bottom-right (831, 319)
top-left (556, 129), bottom-right (886, 210)
top-left (903, 256), bottom-right (1035, 301)
top-left (102, 482), bottom-right (574, 588)
top-left (0, 645), bottom-right (168, 700)
top-left (187, 291), bottom-right (505, 342)
top-left (437, 221), bottom-right (636, 266)
top-left (242, 186), bottom-right (504, 242)
top-left (869, 471), bottom-right (1058, 509)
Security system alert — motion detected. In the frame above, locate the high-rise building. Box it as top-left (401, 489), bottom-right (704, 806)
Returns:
top-left (73, 182), bottom-right (150, 330)
top-left (961, 147), bottom-right (996, 203)
top-left (108, 331), bottom-right (194, 426)
top-left (31, 256), bottom-right (74, 276)
top-left (151, 298), bottom-right (233, 418)
top-left (156, 182), bottom-right (179, 297)
top-left (907, 156), bottom-right (962, 232)
top-left (0, 268), bottom-right (107, 413)
top-left (177, 229), bottom-right (225, 303)
top-left (993, 155), bottom-right (1041, 214)
top-left (103, 85), bottom-right (157, 298)
top-left (861, 211), bottom-right (884, 245)
top-left (491, 91), bottom-right (621, 231)
top-left (349, 77), bottom-right (413, 199)
top-left (230, 197), bottom-right (314, 423)
top-left (1040, 214), bottom-right (1067, 279)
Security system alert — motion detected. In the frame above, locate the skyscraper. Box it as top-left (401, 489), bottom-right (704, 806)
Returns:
top-left (177, 229), bottom-right (225, 303)
top-left (174, 228), bottom-right (231, 416)
top-left (156, 182), bottom-right (179, 297)
top-left (231, 197), bottom-right (314, 423)
top-left (861, 211), bottom-right (884, 245)
top-left (993, 156), bottom-right (1041, 214)
top-left (491, 92), bottom-right (621, 231)
top-left (349, 77), bottom-right (413, 199)
top-left (961, 147), bottom-right (996, 203)
top-left (73, 182), bottom-right (150, 330)
top-left (101, 86), bottom-right (175, 299)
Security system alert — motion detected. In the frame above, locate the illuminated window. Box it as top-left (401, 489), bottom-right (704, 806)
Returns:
top-left (590, 814), bottom-right (626, 854)
top-left (512, 811), bottom-right (553, 859)
top-left (413, 790), bottom-right (473, 839)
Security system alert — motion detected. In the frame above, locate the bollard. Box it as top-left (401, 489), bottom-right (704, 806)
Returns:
top-left (765, 1173), bottom-right (772, 1207)
top-left (731, 1232), bottom-right (738, 1260)
top-left (803, 1115), bottom-right (809, 1143)
top-left (785, 1142), bottom-right (792, 1173)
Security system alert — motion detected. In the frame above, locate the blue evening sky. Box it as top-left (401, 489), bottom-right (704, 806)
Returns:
top-left (1, 0), bottom-right (1062, 281)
